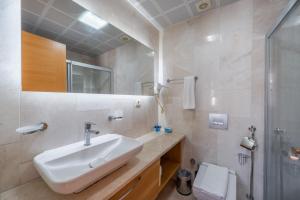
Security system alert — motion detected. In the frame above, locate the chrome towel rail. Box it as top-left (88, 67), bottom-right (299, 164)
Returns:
top-left (167, 76), bottom-right (198, 83)
top-left (16, 122), bottom-right (48, 135)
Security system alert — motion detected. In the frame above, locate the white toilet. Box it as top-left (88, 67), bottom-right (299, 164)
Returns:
top-left (192, 162), bottom-right (236, 200)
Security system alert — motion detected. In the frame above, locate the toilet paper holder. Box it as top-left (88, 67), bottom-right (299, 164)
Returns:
top-left (238, 153), bottom-right (250, 166)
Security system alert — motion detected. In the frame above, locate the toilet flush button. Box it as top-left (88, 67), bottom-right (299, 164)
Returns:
top-left (209, 113), bottom-right (228, 130)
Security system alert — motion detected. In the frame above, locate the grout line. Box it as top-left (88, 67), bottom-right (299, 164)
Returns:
top-left (32, 0), bottom-right (56, 33)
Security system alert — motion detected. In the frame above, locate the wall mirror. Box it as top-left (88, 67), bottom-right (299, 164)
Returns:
top-left (21, 0), bottom-right (155, 96)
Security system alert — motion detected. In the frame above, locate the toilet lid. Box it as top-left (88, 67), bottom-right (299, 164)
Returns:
top-left (192, 163), bottom-right (236, 200)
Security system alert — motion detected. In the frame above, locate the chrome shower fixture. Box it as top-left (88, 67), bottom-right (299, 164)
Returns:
top-left (240, 137), bottom-right (256, 151)
top-left (240, 125), bottom-right (257, 151)
top-left (241, 125), bottom-right (257, 200)
top-left (249, 126), bottom-right (256, 138)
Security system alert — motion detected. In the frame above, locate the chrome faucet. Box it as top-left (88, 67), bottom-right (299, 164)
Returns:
top-left (84, 122), bottom-right (99, 146)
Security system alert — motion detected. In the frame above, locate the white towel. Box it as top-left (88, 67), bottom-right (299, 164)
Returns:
top-left (183, 76), bottom-right (196, 109)
top-left (134, 82), bottom-right (142, 95)
top-left (199, 164), bottom-right (229, 200)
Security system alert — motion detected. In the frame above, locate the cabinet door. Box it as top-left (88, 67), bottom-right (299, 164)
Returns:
top-left (22, 31), bottom-right (67, 92)
top-left (110, 160), bottom-right (160, 200)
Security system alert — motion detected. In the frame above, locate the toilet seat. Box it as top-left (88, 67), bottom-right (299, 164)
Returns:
top-left (192, 162), bottom-right (236, 200)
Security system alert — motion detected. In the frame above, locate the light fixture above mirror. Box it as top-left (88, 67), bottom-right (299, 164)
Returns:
top-left (78, 11), bottom-right (108, 30)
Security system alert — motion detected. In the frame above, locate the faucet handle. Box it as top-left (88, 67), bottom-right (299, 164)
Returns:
top-left (85, 122), bottom-right (96, 129)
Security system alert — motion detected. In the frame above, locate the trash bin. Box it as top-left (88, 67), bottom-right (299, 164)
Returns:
top-left (176, 169), bottom-right (192, 195)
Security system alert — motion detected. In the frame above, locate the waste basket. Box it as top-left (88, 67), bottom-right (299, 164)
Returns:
top-left (176, 169), bottom-right (192, 195)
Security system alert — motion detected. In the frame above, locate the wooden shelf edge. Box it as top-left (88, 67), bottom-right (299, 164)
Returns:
top-left (159, 160), bottom-right (180, 192)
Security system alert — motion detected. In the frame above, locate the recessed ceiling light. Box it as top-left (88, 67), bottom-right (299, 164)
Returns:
top-left (196, 0), bottom-right (211, 12)
top-left (78, 11), bottom-right (108, 30)
top-left (199, 3), bottom-right (208, 9)
top-left (120, 35), bottom-right (131, 42)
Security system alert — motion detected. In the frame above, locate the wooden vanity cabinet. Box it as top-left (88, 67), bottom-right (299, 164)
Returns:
top-left (110, 142), bottom-right (181, 200)
top-left (110, 160), bottom-right (160, 200)
top-left (159, 142), bottom-right (181, 192)
top-left (22, 31), bottom-right (67, 92)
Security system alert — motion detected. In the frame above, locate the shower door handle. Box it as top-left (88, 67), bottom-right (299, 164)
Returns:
top-left (273, 128), bottom-right (286, 135)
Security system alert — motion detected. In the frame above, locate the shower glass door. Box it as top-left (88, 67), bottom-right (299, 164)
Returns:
top-left (67, 61), bottom-right (113, 94)
top-left (266, 1), bottom-right (300, 200)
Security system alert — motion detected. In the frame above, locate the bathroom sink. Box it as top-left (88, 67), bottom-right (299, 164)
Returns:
top-left (33, 134), bottom-right (143, 194)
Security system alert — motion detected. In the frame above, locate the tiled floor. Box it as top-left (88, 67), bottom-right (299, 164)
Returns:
top-left (157, 181), bottom-right (196, 200)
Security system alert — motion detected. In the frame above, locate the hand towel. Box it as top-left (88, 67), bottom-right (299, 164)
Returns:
top-left (183, 76), bottom-right (196, 109)
top-left (199, 163), bottom-right (229, 200)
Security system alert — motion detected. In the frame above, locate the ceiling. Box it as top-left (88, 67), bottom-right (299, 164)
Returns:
top-left (128, 0), bottom-right (240, 30)
top-left (21, 0), bottom-right (132, 57)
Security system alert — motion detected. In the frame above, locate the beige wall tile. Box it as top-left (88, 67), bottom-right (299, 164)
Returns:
top-left (0, 0), bottom-right (158, 194)
top-left (0, 0), bottom-right (21, 146)
top-left (19, 161), bottom-right (39, 184)
top-left (162, 0), bottom-right (289, 199)
top-left (0, 143), bottom-right (21, 192)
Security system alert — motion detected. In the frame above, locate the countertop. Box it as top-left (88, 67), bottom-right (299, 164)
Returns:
top-left (0, 132), bottom-right (185, 200)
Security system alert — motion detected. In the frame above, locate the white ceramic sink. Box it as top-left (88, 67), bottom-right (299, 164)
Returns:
top-left (33, 134), bottom-right (143, 194)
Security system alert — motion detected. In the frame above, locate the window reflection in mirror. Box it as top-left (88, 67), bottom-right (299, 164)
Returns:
top-left (21, 0), bottom-right (154, 96)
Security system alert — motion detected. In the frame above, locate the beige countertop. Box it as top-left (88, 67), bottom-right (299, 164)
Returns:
top-left (0, 132), bottom-right (185, 200)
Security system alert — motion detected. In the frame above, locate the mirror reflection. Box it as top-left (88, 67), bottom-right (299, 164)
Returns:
top-left (21, 0), bottom-right (154, 96)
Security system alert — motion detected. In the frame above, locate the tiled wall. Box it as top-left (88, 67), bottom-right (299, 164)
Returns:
top-left (67, 50), bottom-right (97, 65)
top-left (0, 91), bottom-right (156, 193)
top-left (19, 92), bottom-right (156, 185)
top-left (97, 40), bottom-right (155, 95)
top-left (161, 0), bottom-right (289, 199)
top-left (0, 0), bottom-right (158, 193)
top-left (0, 0), bottom-right (21, 192)
top-left (73, 0), bottom-right (160, 84)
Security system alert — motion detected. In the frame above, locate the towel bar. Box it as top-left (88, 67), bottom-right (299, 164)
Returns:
top-left (16, 122), bottom-right (48, 135)
top-left (167, 76), bottom-right (198, 83)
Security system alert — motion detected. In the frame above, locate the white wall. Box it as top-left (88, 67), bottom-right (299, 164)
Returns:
top-left (161, 0), bottom-right (289, 199)
top-left (97, 40), bottom-right (154, 95)
top-left (67, 50), bottom-right (97, 65)
top-left (0, 0), bottom-right (21, 192)
top-left (0, 0), bottom-right (159, 193)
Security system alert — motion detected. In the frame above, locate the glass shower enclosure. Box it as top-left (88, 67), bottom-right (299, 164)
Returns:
top-left (265, 0), bottom-right (300, 200)
top-left (67, 61), bottom-right (113, 94)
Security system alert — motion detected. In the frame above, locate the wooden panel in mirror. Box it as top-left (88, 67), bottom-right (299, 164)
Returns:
top-left (22, 31), bottom-right (67, 92)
